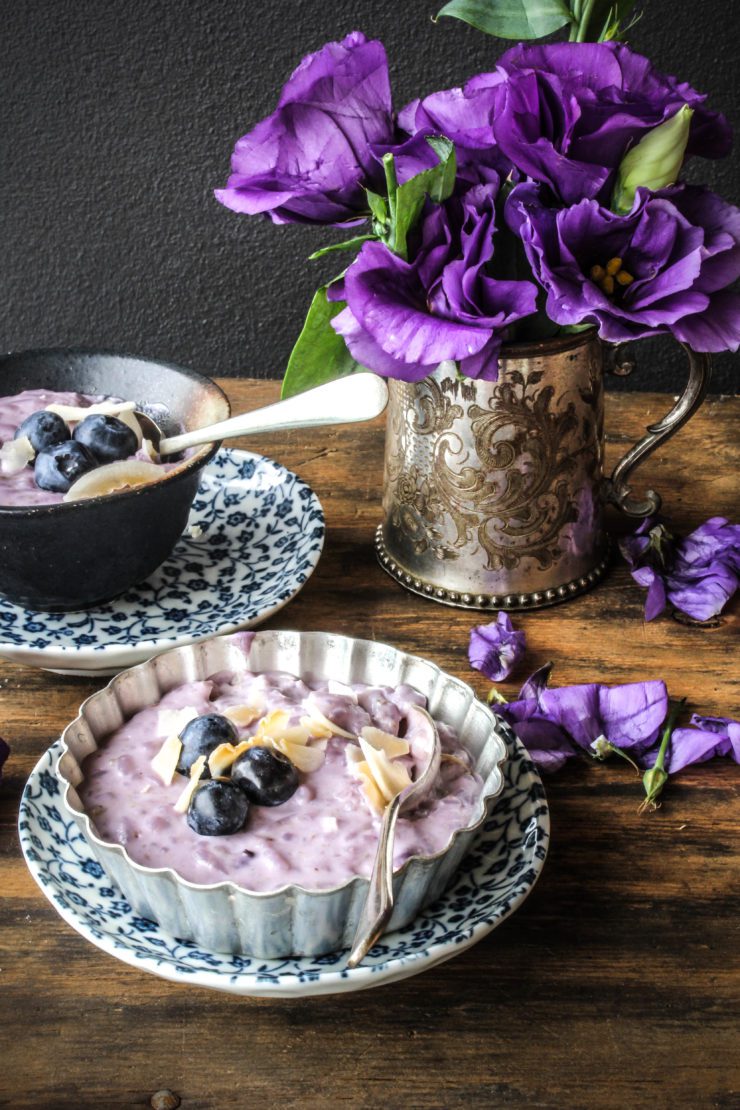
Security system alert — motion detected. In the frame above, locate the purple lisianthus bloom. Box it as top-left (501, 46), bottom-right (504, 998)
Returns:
top-left (491, 663), bottom-right (669, 772)
top-left (507, 183), bottom-right (740, 352)
top-left (215, 33), bottom-right (393, 226)
top-left (620, 516), bottom-right (740, 622)
top-left (331, 181), bottom-right (538, 381)
top-left (666, 714), bottom-right (740, 773)
top-left (492, 41), bottom-right (732, 206)
top-left (398, 75), bottom-right (511, 186)
top-left (468, 612), bottom-right (525, 682)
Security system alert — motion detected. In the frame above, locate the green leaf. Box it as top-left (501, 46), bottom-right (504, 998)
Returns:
top-left (280, 285), bottom-right (360, 399)
top-left (308, 235), bottom-right (377, 261)
top-left (436, 0), bottom-right (570, 40)
top-left (388, 136), bottom-right (456, 259)
top-left (366, 190), bottom-right (388, 224)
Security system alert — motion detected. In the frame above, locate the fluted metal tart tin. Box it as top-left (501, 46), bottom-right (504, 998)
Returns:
top-left (0, 349), bottom-right (229, 610)
top-left (58, 630), bottom-right (509, 959)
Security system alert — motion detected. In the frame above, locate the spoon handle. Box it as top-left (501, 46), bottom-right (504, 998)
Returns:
top-left (346, 795), bottom-right (402, 969)
top-left (158, 373), bottom-right (388, 455)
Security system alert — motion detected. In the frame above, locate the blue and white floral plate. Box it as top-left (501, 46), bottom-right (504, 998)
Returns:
top-left (0, 449), bottom-right (324, 675)
top-left (19, 737), bottom-right (549, 998)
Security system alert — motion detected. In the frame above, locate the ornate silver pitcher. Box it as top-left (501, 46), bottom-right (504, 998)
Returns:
top-left (376, 330), bottom-right (709, 610)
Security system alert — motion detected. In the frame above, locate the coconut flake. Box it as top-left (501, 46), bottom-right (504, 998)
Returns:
top-left (207, 740), bottom-right (252, 778)
top-left (64, 459), bottom-right (162, 502)
top-left (151, 735), bottom-right (183, 785)
top-left (358, 738), bottom-right (412, 805)
top-left (173, 755), bottom-right (206, 813)
top-left (156, 706), bottom-right (201, 740)
top-left (45, 399), bottom-right (137, 423)
top-left (0, 435), bottom-right (35, 476)
top-left (360, 726), bottom-right (409, 760)
top-left (224, 700), bottom-right (265, 728)
top-left (326, 680), bottom-right (358, 703)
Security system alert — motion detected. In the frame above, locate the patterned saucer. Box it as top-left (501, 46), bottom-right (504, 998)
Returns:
top-left (19, 736), bottom-right (549, 998)
top-left (0, 449), bottom-right (324, 675)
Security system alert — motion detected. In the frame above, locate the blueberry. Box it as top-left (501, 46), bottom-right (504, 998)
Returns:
top-left (15, 410), bottom-right (70, 454)
top-left (231, 746), bottom-right (299, 806)
top-left (73, 414), bottom-right (139, 464)
top-left (34, 441), bottom-right (97, 492)
top-left (187, 780), bottom-right (249, 836)
top-left (176, 713), bottom-right (238, 776)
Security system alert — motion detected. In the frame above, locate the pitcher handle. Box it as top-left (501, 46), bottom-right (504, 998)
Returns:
top-left (604, 343), bottom-right (711, 518)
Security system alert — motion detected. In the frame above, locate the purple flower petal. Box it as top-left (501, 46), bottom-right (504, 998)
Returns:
top-left (620, 515), bottom-right (740, 621)
top-left (493, 667), bottom-right (668, 771)
top-left (333, 182), bottom-right (537, 383)
top-left (468, 612), bottom-right (526, 682)
top-left (509, 182), bottom-right (740, 354)
top-left (492, 41), bottom-right (731, 206)
top-left (215, 32), bottom-right (393, 226)
top-left (664, 714), bottom-right (740, 773)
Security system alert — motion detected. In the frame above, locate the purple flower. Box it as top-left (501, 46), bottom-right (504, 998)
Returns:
top-left (398, 75), bottom-right (511, 186)
top-left (331, 181), bottom-right (538, 382)
top-left (215, 33), bottom-right (393, 226)
top-left (507, 183), bottom-right (740, 353)
top-left (492, 42), bottom-right (732, 206)
top-left (492, 664), bottom-right (669, 772)
top-left (468, 612), bottom-right (525, 682)
top-left (620, 516), bottom-right (740, 622)
top-left (667, 714), bottom-right (740, 773)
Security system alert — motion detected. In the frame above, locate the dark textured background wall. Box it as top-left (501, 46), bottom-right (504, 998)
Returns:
top-left (1, 0), bottom-right (738, 392)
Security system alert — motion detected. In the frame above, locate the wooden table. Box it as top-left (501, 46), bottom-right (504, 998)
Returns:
top-left (1, 383), bottom-right (738, 1110)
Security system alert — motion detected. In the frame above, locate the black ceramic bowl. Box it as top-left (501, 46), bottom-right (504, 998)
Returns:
top-left (0, 349), bottom-right (230, 611)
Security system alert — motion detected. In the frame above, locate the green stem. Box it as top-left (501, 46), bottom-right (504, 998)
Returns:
top-left (382, 154), bottom-right (398, 214)
top-left (639, 698), bottom-right (686, 813)
top-left (656, 698), bottom-right (684, 770)
top-left (576, 0), bottom-right (597, 40)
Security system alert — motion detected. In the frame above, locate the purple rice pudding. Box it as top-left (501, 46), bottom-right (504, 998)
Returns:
top-left (0, 388), bottom-right (175, 506)
top-left (77, 666), bottom-right (483, 892)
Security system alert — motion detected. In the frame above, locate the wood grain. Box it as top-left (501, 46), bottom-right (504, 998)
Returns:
top-left (0, 383), bottom-right (738, 1110)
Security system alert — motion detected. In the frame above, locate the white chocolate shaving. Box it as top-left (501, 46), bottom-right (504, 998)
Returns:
top-left (360, 726), bottom-right (410, 760)
top-left (150, 735), bottom-right (183, 785)
top-left (173, 755), bottom-right (206, 813)
top-left (0, 435), bottom-right (35, 476)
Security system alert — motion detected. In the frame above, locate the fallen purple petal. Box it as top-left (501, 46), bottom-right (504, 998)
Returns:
top-left (487, 665), bottom-right (668, 772)
top-left (468, 611), bottom-right (526, 682)
top-left (620, 515), bottom-right (740, 621)
top-left (663, 713), bottom-right (740, 773)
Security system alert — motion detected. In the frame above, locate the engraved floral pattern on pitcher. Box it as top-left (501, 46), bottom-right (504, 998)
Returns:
top-left (382, 345), bottom-right (603, 575)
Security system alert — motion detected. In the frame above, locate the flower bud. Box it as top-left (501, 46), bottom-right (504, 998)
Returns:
top-left (612, 105), bottom-right (694, 214)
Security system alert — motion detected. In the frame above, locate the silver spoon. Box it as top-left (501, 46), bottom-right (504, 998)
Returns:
top-left (346, 705), bottom-right (442, 969)
top-left (135, 373), bottom-right (388, 456)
